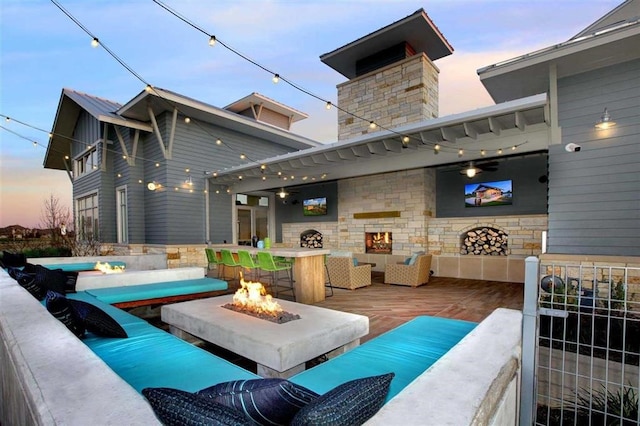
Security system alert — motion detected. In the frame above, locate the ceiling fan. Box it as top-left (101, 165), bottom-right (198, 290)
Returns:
top-left (459, 160), bottom-right (499, 178)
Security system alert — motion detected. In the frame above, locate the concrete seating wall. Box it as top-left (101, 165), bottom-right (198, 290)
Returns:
top-left (0, 267), bottom-right (522, 425)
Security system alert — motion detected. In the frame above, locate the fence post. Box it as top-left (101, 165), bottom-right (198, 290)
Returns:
top-left (520, 256), bottom-right (539, 425)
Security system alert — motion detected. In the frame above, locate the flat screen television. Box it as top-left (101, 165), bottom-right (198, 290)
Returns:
top-left (303, 197), bottom-right (327, 216)
top-left (465, 180), bottom-right (513, 207)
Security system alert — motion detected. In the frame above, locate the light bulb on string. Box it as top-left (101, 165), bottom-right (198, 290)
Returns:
top-left (208, 35), bottom-right (216, 46)
top-left (272, 74), bottom-right (280, 84)
top-left (91, 38), bottom-right (99, 48)
top-left (325, 101), bottom-right (332, 110)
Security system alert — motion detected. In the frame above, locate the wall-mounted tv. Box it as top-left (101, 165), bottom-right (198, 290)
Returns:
top-left (303, 197), bottom-right (327, 216)
top-left (465, 180), bottom-right (513, 207)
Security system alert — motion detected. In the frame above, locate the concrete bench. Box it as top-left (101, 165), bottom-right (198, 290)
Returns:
top-left (1, 266), bottom-right (522, 425)
top-left (86, 277), bottom-right (229, 308)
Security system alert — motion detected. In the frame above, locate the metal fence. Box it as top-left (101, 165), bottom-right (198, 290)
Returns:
top-left (522, 257), bottom-right (640, 425)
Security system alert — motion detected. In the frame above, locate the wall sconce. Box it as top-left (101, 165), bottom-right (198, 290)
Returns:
top-left (278, 188), bottom-right (288, 199)
top-left (147, 182), bottom-right (160, 191)
top-left (595, 108), bottom-right (616, 130)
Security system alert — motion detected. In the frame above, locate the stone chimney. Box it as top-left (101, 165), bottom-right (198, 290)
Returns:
top-left (320, 9), bottom-right (453, 140)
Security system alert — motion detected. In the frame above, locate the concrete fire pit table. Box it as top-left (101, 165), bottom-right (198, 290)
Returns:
top-left (161, 294), bottom-right (369, 378)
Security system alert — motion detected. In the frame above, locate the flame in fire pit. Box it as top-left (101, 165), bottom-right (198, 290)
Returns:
top-left (232, 277), bottom-right (282, 315)
top-left (95, 261), bottom-right (125, 274)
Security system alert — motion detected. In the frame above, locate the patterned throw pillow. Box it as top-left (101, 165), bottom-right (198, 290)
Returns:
top-left (142, 387), bottom-right (252, 426)
top-left (12, 268), bottom-right (47, 300)
top-left (46, 291), bottom-right (86, 337)
top-left (32, 265), bottom-right (67, 295)
top-left (68, 299), bottom-right (128, 338)
top-left (198, 378), bottom-right (319, 426)
top-left (291, 373), bottom-right (395, 426)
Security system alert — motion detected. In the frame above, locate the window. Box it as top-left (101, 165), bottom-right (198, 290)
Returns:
top-left (74, 146), bottom-right (98, 178)
top-left (77, 193), bottom-right (99, 240)
top-left (116, 186), bottom-right (128, 243)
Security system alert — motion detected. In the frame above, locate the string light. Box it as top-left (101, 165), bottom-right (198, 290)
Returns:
top-left (325, 101), bottom-right (332, 110)
top-left (497, 148), bottom-right (503, 154)
top-left (272, 74), bottom-right (280, 84)
top-left (369, 121), bottom-right (377, 129)
top-left (208, 35), bottom-right (216, 46)
top-left (184, 117), bottom-right (191, 123)
top-left (91, 37), bottom-right (99, 48)
top-left (458, 148), bottom-right (464, 157)
top-left (216, 138), bottom-right (222, 145)
top-left (240, 153), bottom-right (246, 159)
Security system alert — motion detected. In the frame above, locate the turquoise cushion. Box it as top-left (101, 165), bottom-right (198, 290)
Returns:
top-left (85, 278), bottom-right (227, 304)
top-left (404, 258), bottom-right (411, 265)
top-left (408, 254), bottom-right (419, 265)
top-left (289, 316), bottom-right (476, 402)
top-left (40, 261), bottom-right (126, 272)
top-left (353, 258), bottom-right (358, 266)
top-left (68, 292), bottom-right (258, 393)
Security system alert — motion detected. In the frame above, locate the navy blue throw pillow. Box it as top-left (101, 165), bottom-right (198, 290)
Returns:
top-left (12, 268), bottom-right (47, 300)
top-left (198, 378), bottom-right (319, 426)
top-left (68, 299), bottom-right (127, 338)
top-left (1, 251), bottom-right (26, 267)
top-left (142, 387), bottom-right (252, 426)
top-left (46, 291), bottom-right (86, 337)
top-left (291, 373), bottom-right (394, 426)
top-left (33, 265), bottom-right (67, 295)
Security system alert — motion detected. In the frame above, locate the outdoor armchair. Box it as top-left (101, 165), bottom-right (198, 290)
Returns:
top-left (325, 256), bottom-right (371, 290)
top-left (384, 254), bottom-right (432, 287)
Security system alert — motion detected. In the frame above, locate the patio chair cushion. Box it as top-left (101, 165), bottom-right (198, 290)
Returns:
top-left (142, 387), bottom-right (252, 426)
top-left (198, 378), bottom-right (319, 426)
top-left (291, 373), bottom-right (394, 426)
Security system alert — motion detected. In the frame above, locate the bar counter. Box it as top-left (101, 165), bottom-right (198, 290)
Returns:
top-left (208, 245), bottom-right (330, 304)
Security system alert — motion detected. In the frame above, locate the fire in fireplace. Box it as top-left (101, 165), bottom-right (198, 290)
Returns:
top-left (365, 232), bottom-right (392, 254)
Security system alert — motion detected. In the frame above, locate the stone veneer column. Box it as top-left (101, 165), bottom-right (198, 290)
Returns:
top-left (337, 54), bottom-right (439, 140)
top-left (338, 168), bottom-right (435, 255)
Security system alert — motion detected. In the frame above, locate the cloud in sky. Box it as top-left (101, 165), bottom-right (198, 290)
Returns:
top-left (0, 0), bottom-right (622, 227)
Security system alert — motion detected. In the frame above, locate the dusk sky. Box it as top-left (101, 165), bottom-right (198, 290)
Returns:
top-left (0, 0), bottom-right (621, 228)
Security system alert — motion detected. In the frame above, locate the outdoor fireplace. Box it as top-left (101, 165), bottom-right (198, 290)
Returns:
top-left (460, 227), bottom-right (507, 256)
top-left (365, 232), bottom-right (392, 254)
top-left (300, 229), bottom-right (323, 248)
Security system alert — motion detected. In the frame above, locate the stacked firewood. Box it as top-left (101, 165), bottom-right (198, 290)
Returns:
top-left (300, 231), bottom-right (323, 248)
top-left (460, 227), bottom-right (507, 255)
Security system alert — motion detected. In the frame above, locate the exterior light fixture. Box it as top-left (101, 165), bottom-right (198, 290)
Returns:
top-left (595, 108), bottom-right (616, 129)
top-left (272, 74), bottom-right (280, 84)
top-left (208, 35), bottom-right (216, 46)
top-left (184, 117), bottom-right (191, 123)
top-left (369, 121), bottom-right (377, 129)
top-left (497, 148), bottom-right (503, 154)
top-left (147, 182), bottom-right (159, 191)
top-left (216, 138), bottom-right (222, 145)
top-left (91, 38), bottom-right (99, 48)
top-left (278, 188), bottom-right (287, 199)
top-left (325, 101), bottom-right (332, 110)
top-left (458, 149), bottom-right (464, 157)
top-left (460, 162), bottom-right (482, 179)
top-left (240, 153), bottom-right (246, 159)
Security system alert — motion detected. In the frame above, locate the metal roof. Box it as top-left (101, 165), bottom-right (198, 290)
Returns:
top-left (117, 87), bottom-right (320, 151)
top-left (320, 8), bottom-right (453, 79)
top-left (224, 92), bottom-right (309, 124)
top-left (44, 88), bottom-right (152, 170)
top-left (478, 10), bottom-right (640, 103)
top-left (210, 93), bottom-right (551, 194)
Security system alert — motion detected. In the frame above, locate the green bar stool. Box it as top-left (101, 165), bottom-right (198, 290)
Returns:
top-left (205, 248), bottom-right (223, 279)
top-left (256, 251), bottom-right (295, 301)
top-left (237, 249), bottom-right (261, 282)
top-left (220, 249), bottom-right (241, 285)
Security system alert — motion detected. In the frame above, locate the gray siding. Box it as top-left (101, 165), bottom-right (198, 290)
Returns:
top-left (548, 59), bottom-right (640, 255)
top-left (142, 111), bottom-right (298, 244)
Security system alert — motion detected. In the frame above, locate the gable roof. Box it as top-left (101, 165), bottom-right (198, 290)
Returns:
top-left (117, 87), bottom-right (319, 151)
top-left (44, 88), bottom-right (152, 170)
top-left (478, 0), bottom-right (640, 103)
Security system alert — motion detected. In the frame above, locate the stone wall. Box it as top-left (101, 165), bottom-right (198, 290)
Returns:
top-left (281, 170), bottom-right (546, 282)
top-left (337, 54), bottom-right (439, 140)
